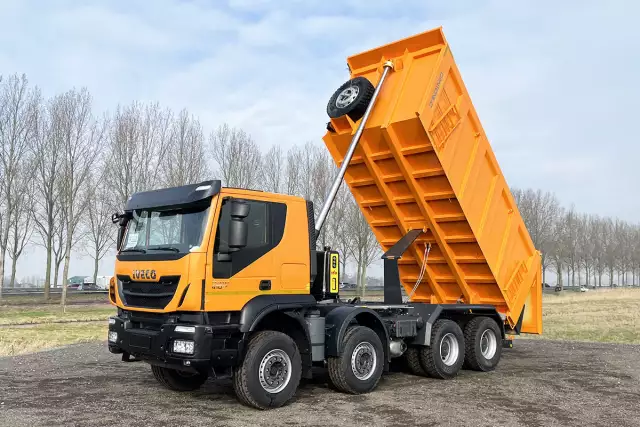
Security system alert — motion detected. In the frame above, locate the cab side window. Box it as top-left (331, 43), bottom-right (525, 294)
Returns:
top-left (213, 199), bottom-right (286, 279)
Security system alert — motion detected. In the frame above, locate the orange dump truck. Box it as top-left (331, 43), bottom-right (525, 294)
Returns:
top-left (107, 26), bottom-right (541, 410)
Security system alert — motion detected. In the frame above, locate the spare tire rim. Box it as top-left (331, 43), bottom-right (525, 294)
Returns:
top-left (480, 329), bottom-right (497, 359)
top-left (440, 333), bottom-right (459, 366)
top-left (336, 86), bottom-right (359, 108)
top-left (351, 341), bottom-right (377, 381)
top-left (259, 349), bottom-right (292, 393)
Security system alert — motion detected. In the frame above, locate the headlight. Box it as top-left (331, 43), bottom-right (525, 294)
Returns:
top-left (108, 317), bottom-right (116, 325)
top-left (174, 325), bottom-right (196, 333)
top-left (108, 331), bottom-right (118, 343)
top-left (173, 339), bottom-right (195, 355)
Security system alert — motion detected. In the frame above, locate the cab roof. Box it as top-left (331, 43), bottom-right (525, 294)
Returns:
top-left (125, 180), bottom-right (221, 211)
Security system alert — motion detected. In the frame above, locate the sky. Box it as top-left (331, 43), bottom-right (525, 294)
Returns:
top-left (1, 0), bottom-right (638, 282)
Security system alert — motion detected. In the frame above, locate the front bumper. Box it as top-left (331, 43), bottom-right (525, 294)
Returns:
top-left (107, 312), bottom-right (243, 374)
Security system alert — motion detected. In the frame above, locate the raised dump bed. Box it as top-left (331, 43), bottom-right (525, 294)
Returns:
top-left (323, 27), bottom-right (542, 334)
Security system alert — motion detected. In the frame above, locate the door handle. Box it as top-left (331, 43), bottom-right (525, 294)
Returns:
top-left (259, 280), bottom-right (271, 291)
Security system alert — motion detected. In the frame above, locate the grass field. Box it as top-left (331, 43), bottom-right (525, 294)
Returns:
top-left (0, 303), bottom-right (115, 356)
top-left (0, 288), bottom-right (638, 357)
top-left (0, 292), bottom-right (108, 306)
top-left (528, 288), bottom-right (640, 344)
top-left (0, 304), bottom-right (115, 326)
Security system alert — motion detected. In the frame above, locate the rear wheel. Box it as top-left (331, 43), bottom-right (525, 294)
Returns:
top-left (419, 319), bottom-right (465, 379)
top-left (151, 365), bottom-right (208, 391)
top-left (326, 77), bottom-right (375, 121)
top-left (464, 316), bottom-right (502, 371)
top-left (404, 346), bottom-right (427, 376)
top-left (328, 326), bottom-right (384, 394)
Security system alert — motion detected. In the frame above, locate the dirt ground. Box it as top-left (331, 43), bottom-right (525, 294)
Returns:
top-left (0, 339), bottom-right (639, 427)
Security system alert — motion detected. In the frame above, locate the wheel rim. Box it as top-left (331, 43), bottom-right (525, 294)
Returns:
top-left (439, 333), bottom-right (459, 366)
top-left (336, 86), bottom-right (359, 108)
top-left (258, 349), bottom-right (292, 393)
top-left (480, 329), bottom-right (497, 359)
top-left (351, 341), bottom-right (377, 381)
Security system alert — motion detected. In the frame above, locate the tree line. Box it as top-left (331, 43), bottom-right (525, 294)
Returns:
top-left (0, 73), bottom-right (379, 303)
top-left (513, 188), bottom-right (640, 289)
top-left (1, 73), bottom-right (638, 305)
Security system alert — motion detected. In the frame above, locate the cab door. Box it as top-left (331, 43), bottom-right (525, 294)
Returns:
top-left (204, 195), bottom-right (287, 311)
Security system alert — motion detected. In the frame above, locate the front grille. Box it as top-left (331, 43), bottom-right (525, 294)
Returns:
top-left (118, 275), bottom-right (180, 309)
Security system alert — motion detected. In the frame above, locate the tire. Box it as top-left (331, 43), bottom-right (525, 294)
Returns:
top-left (327, 326), bottom-right (384, 394)
top-left (233, 331), bottom-right (301, 409)
top-left (326, 77), bottom-right (375, 121)
top-left (404, 346), bottom-right (427, 376)
top-left (464, 316), bottom-right (502, 372)
top-left (419, 319), bottom-right (465, 380)
top-left (151, 365), bottom-right (208, 391)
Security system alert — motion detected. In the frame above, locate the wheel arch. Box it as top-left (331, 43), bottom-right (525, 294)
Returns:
top-left (248, 309), bottom-right (313, 379)
top-left (324, 306), bottom-right (390, 367)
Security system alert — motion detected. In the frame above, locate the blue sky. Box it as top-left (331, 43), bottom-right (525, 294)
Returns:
top-left (1, 0), bottom-right (638, 279)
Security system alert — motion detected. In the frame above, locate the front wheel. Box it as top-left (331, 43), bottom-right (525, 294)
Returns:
top-left (328, 326), bottom-right (384, 394)
top-left (151, 365), bottom-right (208, 391)
top-left (233, 331), bottom-right (302, 409)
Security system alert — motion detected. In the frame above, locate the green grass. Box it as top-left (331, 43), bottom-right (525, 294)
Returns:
top-left (1, 288), bottom-right (638, 358)
top-left (0, 322), bottom-right (108, 356)
top-left (0, 292), bottom-right (109, 306)
top-left (528, 288), bottom-right (640, 344)
top-left (0, 304), bottom-right (115, 326)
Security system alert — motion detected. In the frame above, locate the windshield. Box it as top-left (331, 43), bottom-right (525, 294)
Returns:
top-left (121, 203), bottom-right (210, 253)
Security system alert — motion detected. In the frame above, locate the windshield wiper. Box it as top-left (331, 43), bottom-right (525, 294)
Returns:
top-left (120, 248), bottom-right (147, 254)
top-left (148, 246), bottom-right (181, 253)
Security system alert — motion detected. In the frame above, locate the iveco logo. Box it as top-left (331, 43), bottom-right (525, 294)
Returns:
top-left (133, 269), bottom-right (156, 280)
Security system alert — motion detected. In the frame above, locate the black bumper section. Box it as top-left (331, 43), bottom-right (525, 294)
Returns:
top-left (108, 315), bottom-right (243, 375)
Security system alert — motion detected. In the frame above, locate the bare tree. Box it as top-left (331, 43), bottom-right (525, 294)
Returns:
top-left (162, 109), bottom-right (209, 187)
top-left (7, 166), bottom-right (34, 288)
top-left (32, 96), bottom-right (63, 299)
top-left (55, 88), bottom-right (104, 309)
top-left (632, 225), bottom-right (640, 286)
top-left (0, 74), bottom-right (39, 298)
top-left (51, 219), bottom-right (66, 290)
top-left (346, 198), bottom-right (381, 297)
top-left (512, 188), bottom-right (560, 283)
top-left (562, 207), bottom-right (580, 287)
top-left (209, 124), bottom-right (262, 189)
top-left (591, 216), bottom-right (606, 287)
top-left (263, 145), bottom-right (284, 193)
top-left (299, 141), bottom-right (320, 200)
top-left (104, 102), bottom-right (173, 209)
top-left (602, 217), bottom-right (616, 286)
top-left (549, 207), bottom-right (567, 289)
top-left (84, 170), bottom-right (115, 285)
top-left (312, 151), bottom-right (336, 249)
top-left (285, 145), bottom-right (303, 195)
top-left (577, 214), bottom-right (595, 287)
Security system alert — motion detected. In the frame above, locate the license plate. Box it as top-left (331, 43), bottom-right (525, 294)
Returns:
top-left (129, 334), bottom-right (151, 349)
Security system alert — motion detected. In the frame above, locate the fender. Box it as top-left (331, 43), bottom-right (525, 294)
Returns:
top-left (239, 294), bottom-right (317, 333)
top-left (324, 306), bottom-right (390, 362)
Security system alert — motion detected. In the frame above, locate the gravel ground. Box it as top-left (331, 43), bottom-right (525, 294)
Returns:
top-left (0, 339), bottom-right (639, 427)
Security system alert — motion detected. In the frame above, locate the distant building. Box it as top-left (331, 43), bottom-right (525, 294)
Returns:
top-left (67, 276), bottom-right (88, 286)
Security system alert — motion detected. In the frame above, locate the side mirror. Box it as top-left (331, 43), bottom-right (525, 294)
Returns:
top-left (113, 212), bottom-right (130, 251)
top-left (228, 199), bottom-right (250, 250)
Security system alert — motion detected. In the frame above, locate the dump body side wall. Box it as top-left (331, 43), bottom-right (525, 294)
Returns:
top-left (323, 27), bottom-right (542, 334)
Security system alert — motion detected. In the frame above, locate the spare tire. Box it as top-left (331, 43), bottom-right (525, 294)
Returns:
top-left (326, 77), bottom-right (375, 122)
